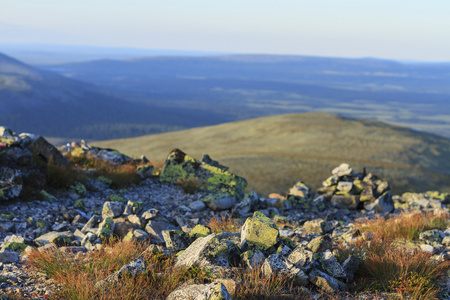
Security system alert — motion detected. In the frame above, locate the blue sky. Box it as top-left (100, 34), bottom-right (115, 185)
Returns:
top-left (1, 0), bottom-right (449, 61)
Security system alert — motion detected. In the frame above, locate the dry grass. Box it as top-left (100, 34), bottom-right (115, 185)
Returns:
top-left (46, 160), bottom-right (87, 189)
top-left (355, 211), bottom-right (450, 240)
top-left (176, 177), bottom-right (204, 194)
top-left (336, 211), bottom-right (450, 299)
top-left (205, 213), bottom-right (243, 234)
top-left (67, 155), bottom-right (144, 188)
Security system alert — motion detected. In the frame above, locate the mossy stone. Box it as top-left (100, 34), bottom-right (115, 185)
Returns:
top-left (1, 242), bottom-right (28, 254)
top-left (190, 225), bottom-right (212, 238)
top-left (74, 199), bottom-right (86, 209)
top-left (241, 211), bottom-right (279, 251)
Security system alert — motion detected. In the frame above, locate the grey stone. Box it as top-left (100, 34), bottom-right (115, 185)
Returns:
top-left (206, 194), bottom-right (237, 211)
top-left (27, 136), bottom-right (69, 166)
top-left (34, 231), bottom-right (73, 246)
top-left (287, 246), bottom-right (314, 269)
top-left (102, 202), bottom-right (123, 219)
top-left (303, 219), bottom-right (331, 235)
top-left (319, 250), bottom-right (346, 279)
top-left (308, 235), bottom-right (333, 253)
top-left (95, 257), bottom-right (146, 289)
top-left (0, 251), bottom-right (19, 263)
top-left (332, 163), bottom-right (352, 177)
top-left (175, 233), bottom-right (241, 268)
top-left (309, 269), bottom-right (344, 293)
top-left (145, 220), bottom-right (179, 243)
top-left (162, 230), bottom-right (193, 250)
top-left (364, 192), bottom-right (394, 213)
top-left (241, 250), bottom-right (265, 270)
top-left (262, 254), bottom-right (308, 286)
top-left (81, 215), bottom-right (100, 233)
top-left (189, 200), bottom-right (206, 211)
top-left (123, 229), bottom-right (149, 243)
top-left (331, 195), bottom-right (359, 210)
top-left (166, 282), bottom-right (232, 300)
top-left (342, 255), bottom-right (362, 281)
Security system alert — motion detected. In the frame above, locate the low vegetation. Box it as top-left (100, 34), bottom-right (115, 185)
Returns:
top-left (20, 211), bottom-right (449, 300)
top-left (336, 211), bottom-right (450, 299)
top-left (93, 113), bottom-right (450, 196)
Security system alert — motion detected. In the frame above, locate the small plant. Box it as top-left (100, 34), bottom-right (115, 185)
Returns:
top-left (205, 213), bottom-right (243, 234)
top-left (176, 177), bottom-right (204, 194)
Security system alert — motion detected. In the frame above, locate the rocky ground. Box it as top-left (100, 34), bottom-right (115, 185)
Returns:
top-left (0, 127), bottom-right (449, 300)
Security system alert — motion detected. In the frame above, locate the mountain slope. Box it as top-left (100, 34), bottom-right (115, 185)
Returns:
top-left (93, 113), bottom-right (450, 196)
top-left (0, 52), bottom-right (229, 140)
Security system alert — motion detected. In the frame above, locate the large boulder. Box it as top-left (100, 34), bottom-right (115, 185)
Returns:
top-left (159, 149), bottom-right (247, 200)
top-left (27, 136), bottom-right (69, 166)
top-left (240, 211), bottom-right (279, 251)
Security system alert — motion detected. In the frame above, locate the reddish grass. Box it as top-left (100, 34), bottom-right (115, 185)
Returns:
top-left (205, 213), bottom-right (243, 234)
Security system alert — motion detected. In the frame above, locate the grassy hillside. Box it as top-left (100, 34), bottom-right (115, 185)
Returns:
top-left (93, 113), bottom-right (450, 196)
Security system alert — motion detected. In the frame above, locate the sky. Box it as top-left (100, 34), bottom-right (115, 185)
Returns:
top-left (1, 0), bottom-right (450, 62)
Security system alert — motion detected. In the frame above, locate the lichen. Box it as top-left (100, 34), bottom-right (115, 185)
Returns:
top-left (74, 199), bottom-right (86, 209)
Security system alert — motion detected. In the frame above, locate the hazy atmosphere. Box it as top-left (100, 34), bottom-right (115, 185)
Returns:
top-left (1, 0), bottom-right (450, 62)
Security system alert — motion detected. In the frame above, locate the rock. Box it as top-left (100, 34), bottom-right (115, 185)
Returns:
top-left (34, 231), bottom-right (73, 246)
top-left (342, 255), bottom-right (362, 282)
top-left (145, 220), bottom-right (179, 243)
top-left (0, 167), bottom-right (23, 201)
top-left (309, 269), bottom-right (344, 293)
top-left (308, 235), bottom-right (333, 253)
top-left (159, 149), bottom-right (247, 200)
top-left (331, 195), bottom-right (359, 210)
top-left (102, 202), bottom-right (123, 219)
top-left (1, 242), bottom-right (28, 254)
top-left (364, 192), bottom-right (394, 213)
top-left (205, 194), bottom-right (237, 211)
top-left (288, 181), bottom-right (314, 199)
top-left (166, 282), bottom-right (232, 300)
top-left (337, 182), bottom-right (353, 193)
top-left (419, 229), bottom-right (444, 242)
top-left (81, 215), bottom-right (100, 233)
top-left (240, 211), bottom-right (279, 251)
top-left (4, 147), bottom-right (32, 166)
top-left (241, 249), bottom-right (265, 270)
top-left (304, 219), bottom-right (331, 235)
top-left (332, 163), bottom-right (352, 177)
top-left (163, 230), bottom-right (193, 250)
top-left (190, 225), bottom-right (212, 238)
top-left (287, 246), bottom-right (314, 269)
top-left (27, 136), bottom-right (69, 166)
top-left (97, 218), bottom-right (115, 241)
top-left (317, 250), bottom-right (346, 279)
top-left (234, 191), bottom-right (258, 216)
top-left (141, 209), bottom-right (159, 220)
top-left (189, 200), bottom-right (206, 211)
top-left (442, 236), bottom-right (450, 246)
top-left (420, 244), bottom-right (436, 254)
top-left (113, 217), bottom-right (140, 238)
top-left (0, 251), bottom-right (19, 263)
top-left (95, 257), bottom-right (146, 289)
top-left (123, 229), bottom-right (149, 243)
top-left (174, 233), bottom-right (241, 268)
top-left (262, 254), bottom-right (308, 286)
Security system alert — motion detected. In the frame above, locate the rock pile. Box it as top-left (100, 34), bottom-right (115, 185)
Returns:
top-left (0, 130), bottom-right (449, 299)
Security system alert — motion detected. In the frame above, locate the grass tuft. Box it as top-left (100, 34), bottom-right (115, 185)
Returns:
top-left (176, 177), bottom-right (204, 194)
top-left (205, 213), bottom-right (243, 234)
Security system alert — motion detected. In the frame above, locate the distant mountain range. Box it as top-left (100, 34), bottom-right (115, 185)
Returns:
top-left (93, 113), bottom-right (450, 196)
top-left (1, 50), bottom-right (450, 141)
top-left (0, 52), bottom-right (229, 140)
top-left (44, 54), bottom-right (450, 139)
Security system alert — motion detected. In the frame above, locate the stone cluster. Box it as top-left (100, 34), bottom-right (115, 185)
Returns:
top-left (0, 129), bottom-right (449, 299)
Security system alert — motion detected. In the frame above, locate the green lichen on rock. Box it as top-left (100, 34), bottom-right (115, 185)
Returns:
top-left (109, 194), bottom-right (126, 203)
top-left (74, 199), bottom-right (86, 209)
top-left (0, 189), bottom-right (4, 198)
top-left (159, 149), bottom-right (247, 199)
top-left (1, 242), bottom-right (27, 254)
top-left (36, 219), bottom-right (48, 229)
top-left (128, 200), bottom-right (143, 212)
top-left (70, 182), bottom-right (87, 196)
top-left (190, 225), bottom-right (212, 238)
top-left (241, 211), bottom-right (279, 251)
top-left (98, 176), bottom-right (113, 185)
top-left (1, 212), bottom-right (15, 220)
top-left (40, 190), bottom-right (56, 201)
